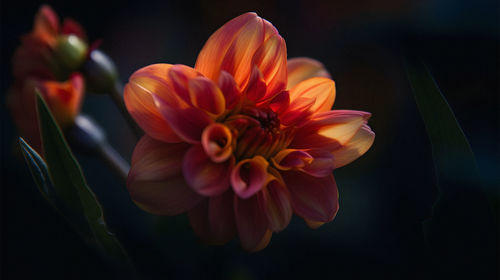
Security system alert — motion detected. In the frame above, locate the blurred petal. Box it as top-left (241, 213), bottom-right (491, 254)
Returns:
top-left (201, 123), bottom-right (233, 163)
top-left (231, 156), bottom-right (269, 199)
top-left (234, 194), bottom-right (272, 251)
top-left (291, 110), bottom-right (371, 151)
top-left (188, 76), bottom-right (226, 116)
top-left (282, 171), bottom-right (339, 223)
top-left (34, 5), bottom-right (59, 45)
top-left (332, 124), bottom-right (375, 169)
top-left (289, 77), bottom-right (335, 114)
top-left (287, 57), bottom-right (331, 89)
top-left (258, 171), bottom-right (292, 232)
top-left (61, 18), bottom-right (87, 40)
top-left (183, 145), bottom-right (233, 196)
top-left (127, 136), bottom-right (203, 215)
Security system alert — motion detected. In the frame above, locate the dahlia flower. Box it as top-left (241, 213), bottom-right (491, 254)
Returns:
top-left (124, 13), bottom-right (374, 251)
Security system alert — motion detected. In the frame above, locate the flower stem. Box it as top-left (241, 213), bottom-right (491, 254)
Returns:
top-left (96, 141), bottom-right (130, 182)
top-left (109, 82), bottom-right (144, 139)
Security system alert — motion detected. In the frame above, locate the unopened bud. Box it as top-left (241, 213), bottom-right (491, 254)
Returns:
top-left (54, 35), bottom-right (88, 71)
top-left (83, 49), bottom-right (118, 94)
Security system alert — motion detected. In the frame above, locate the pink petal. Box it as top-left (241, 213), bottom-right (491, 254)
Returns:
top-left (258, 171), bottom-right (292, 232)
top-left (188, 76), bottom-right (226, 116)
top-left (218, 70), bottom-right (242, 109)
top-left (127, 136), bottom-right (203, 215)
top-left (282, 171), bottom-right (339, 223)
top-left (301, 149), bottom-right (335, 177)
top-left (153, 94), bottom-right (213, 143)
top-left (231, 156), bottom-right (269, 199)
top-left (288, 77), bottom-right (336, 114)
top-left (183, 145), bottom-right (233, 197)
top-left (271, 149), bottom-right (313, 171)
top-left (291, 110), bottom-right (371, 151)
top-left (287, 57), bottom-right (331, 89)
top-left (279, 96), bottom-right (316, 126)
top-left (168, 64), bottom-right (202, 104)
top-left (188, 191), bottom-right (236, 244)
top-left (332, 124), bottom-right (375, 169)
top-left (234, 194), bottom-right (272, 251)
top-left (201, 123), bottom-right (233, 163)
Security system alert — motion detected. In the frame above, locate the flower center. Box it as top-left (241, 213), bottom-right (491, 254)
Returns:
top-left (224, 106), bottom-right (293, 160)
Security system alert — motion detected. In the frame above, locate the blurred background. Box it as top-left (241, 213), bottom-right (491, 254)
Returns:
top-left (1, 0), bottom-right (498, 279)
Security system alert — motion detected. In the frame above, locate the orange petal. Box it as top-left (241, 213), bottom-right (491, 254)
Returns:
top-left (289, 77), bottom-right (336, 114)
top-left (332, 124), bottom-right (375, 169)
top-left (282, 171), bottom-right (339, 223)
top-left (279, 96), bottom-right (316, 127)
top-left (231, 156), bottom-right (269, 199)
top-left (188, 76), bottom-right (226, 116)
top-left (183, 145), bottom-right (233, 196)
top-left (201, 123), bottom-right (233, 163)
top-left (234, 194), bottom-right (272, 252)
top-left (291, 110), bottom-right (371, 151)
top-left (127, 136), bottom-right (203, 215)
top-left (287, 57), bottom-right (331, 89)
top-left (33, 5), bottom-right (60, 45)
top-left (124, 65), bottom-right (182, 142)
top-left (195, 13), bottom-right (279, 90)
top-left (41, 73), bottom-right (84, 127)
top-left (258, 172), bottom-right (292, 232)
top-left (252, 35), bottom-right (287, 99)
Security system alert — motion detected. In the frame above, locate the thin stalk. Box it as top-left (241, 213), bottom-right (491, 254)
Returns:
top-left (109, 82), bottom-right (144, 138)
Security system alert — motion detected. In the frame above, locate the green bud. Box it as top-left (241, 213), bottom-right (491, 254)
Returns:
top-left (54, 35), bottom-right (88, 72)
top-left (83, 49), bottom-right (119, 94)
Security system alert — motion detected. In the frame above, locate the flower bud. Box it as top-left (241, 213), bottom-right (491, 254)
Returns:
top-left (54, 34), bottom-right (88, 71)
top-left (83, 49), bottom-right (118, 94)
top-left (65, 114), bottom-right (107, 152)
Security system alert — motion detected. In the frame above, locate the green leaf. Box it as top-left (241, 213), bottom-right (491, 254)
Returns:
top-left (35, 92), bottom-right (132, 269)
top-left (407, 60), bottom-right (497, 277)
top-left (19, 137), bottom-right (53, 202)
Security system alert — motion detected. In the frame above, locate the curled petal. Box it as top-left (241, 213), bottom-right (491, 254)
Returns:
top-left (188, 76), bottom-right (226, 116)
top-left (271, 149), bottom-right (313, 171)
top-left (201, 123), bottom-right (233, 163)
top-left (188, 191), bottom-right (236, 244)
top-left (289, 77), bottom-right (336, 114)
top-left (218, 70), bottom-right (241, 109)
top-left (258, 170), bottom-right (292, 232)
top-left (231, 156), bottom-right (269, 199)
top-left (282, 171), bottom-right (339, 223)
top-left (234, 194), bottom-right (272, 251)
top-left (183, 145), bottom-right (233, 196)
top-left (127, 136), bottom-right (203, 215)
top-left (332, 124), bottom-right (375, 169)
top-left (287, 57), bottom-right (331, 89)
top-left (291, 110), bottom-right (371, 151)
top-left (195, 12), bottom-right (279, 90)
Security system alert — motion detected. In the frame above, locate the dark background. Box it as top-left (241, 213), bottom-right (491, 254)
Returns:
top-left (1, 0), bottom-right (498, 279)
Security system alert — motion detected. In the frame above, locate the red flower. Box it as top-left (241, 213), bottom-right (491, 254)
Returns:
top-left (124, 13), bottom-right (374, 251)
top-left (8, 5), bottom-right (87, 153)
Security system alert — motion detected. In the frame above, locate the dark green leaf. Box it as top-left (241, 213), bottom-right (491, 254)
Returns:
top-left (35, 92), bottom-right (132, 268)
top-left (407, 60), bottom-right (497, 278)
